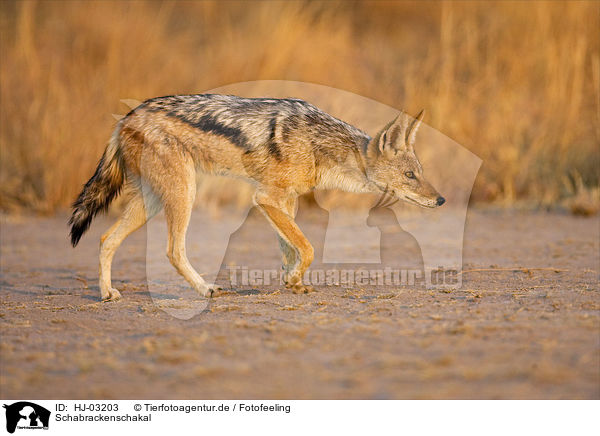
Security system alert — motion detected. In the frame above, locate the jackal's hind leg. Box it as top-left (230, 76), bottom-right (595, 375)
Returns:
top-left (163, 180), bottom-right (221, 298)
top-left (99, 192), bottom-right (159, 301)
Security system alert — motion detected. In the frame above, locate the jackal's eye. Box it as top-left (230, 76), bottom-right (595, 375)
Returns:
top-left (405, 171), bottom-right (415, 179)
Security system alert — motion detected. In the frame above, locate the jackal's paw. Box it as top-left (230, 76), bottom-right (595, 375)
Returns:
top-left (284, 273), bottom-right (302, 288)
top-left (291, 284), bottom-right (316, 294)
top-left (101, 288), bottom-right (122, 302)
top-left (202, 284), bottom-right (223, 298)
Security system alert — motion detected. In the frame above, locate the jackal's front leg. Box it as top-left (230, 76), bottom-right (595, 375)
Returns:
top-left (277, 235), bottom-right (297, 283)
top-left (254, 192), bottom-right (315, 294)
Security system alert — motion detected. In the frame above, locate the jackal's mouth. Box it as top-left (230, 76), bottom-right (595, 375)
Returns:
top-left (402, 194), bottom-right (440, 208)
top-left (371, 182), bottom-right (441, 209)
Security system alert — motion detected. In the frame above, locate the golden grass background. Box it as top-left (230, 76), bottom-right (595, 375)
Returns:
top-left (1, 0), bottom-right (598, 213)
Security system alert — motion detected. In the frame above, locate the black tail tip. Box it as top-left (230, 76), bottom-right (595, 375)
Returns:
top-left (70, 227), bottom-right (84, 247)
top-left (69, 216), bottom-right (91, 247)
top-left (70, 234), bottom-right (81, 247)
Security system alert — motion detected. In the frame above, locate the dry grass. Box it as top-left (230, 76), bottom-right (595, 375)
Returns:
top-left (0, 0), bottom-right (598, 213)
top-left (562, 171), bottom-right (600, 216)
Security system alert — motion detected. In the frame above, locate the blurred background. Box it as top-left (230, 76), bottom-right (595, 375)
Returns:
top-left (1, 0), bottom-right (598, 214)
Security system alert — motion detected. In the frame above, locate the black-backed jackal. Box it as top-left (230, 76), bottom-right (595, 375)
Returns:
top-left (69, 94), bottom-right (444, 301)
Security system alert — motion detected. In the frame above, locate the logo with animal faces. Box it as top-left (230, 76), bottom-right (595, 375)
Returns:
top-left (3, 402), bottom-right (50, 433)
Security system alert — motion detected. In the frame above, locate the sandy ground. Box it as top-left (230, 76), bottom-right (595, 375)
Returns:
top-left (1, 207), bottom-right (598, 399)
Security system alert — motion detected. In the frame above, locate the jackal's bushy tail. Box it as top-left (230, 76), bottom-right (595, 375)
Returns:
top-left (69, 129), bottom-right (125, 246)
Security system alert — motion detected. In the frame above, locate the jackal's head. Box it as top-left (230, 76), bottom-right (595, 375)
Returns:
top-left (365, 110), bottom-right (445, 208)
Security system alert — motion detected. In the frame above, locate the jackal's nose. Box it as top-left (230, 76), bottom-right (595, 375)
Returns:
top-left (436, 196), bottom-right (446, 206)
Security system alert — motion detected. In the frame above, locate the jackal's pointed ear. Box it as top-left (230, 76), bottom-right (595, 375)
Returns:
top-left (406, 109), bottom-right (425, 148)
top-left (378, 112), bottom-right (407, 155)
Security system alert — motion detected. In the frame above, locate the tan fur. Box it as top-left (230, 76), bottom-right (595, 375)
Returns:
top-left (69, 95), bottom-right (444, 300)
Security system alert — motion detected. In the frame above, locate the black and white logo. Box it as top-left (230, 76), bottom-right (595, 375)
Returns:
top-left (3, 402), bottom-right (50, 434)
